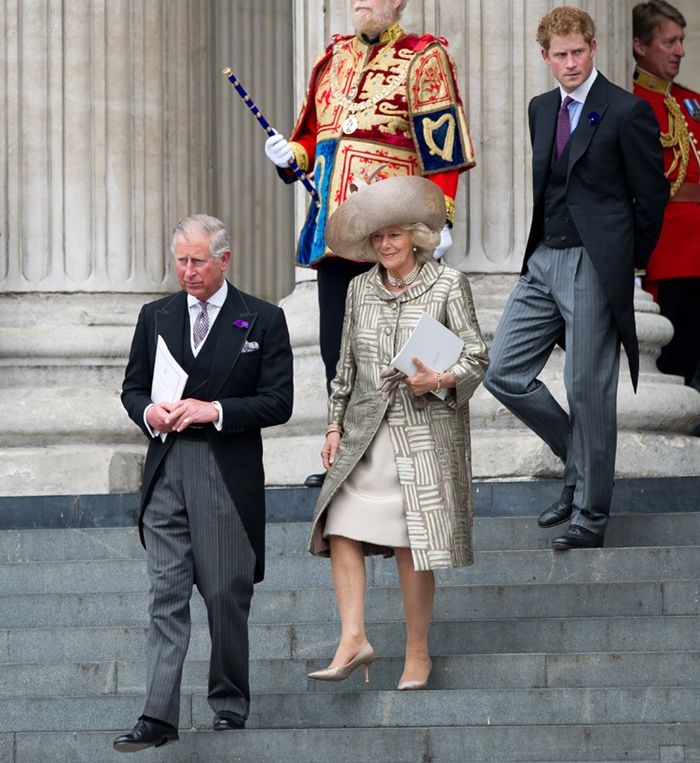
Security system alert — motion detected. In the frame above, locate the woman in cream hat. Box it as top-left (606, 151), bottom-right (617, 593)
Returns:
top-left (307, 175), bottom-right (488, 690)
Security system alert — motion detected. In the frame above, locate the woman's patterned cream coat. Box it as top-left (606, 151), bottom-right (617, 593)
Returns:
top-left (308, 259), bottom-right (489, 571)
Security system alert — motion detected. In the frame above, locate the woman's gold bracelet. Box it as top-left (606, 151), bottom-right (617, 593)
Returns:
top-left (433, 372), bottom-right (442, 394)
top-left (326, 425), bottom-right (343, 437)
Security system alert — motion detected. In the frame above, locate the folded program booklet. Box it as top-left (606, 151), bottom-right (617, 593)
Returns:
top-left (390, 312), bottom-right (464, 400)
top-left (151, 335), bottom-right (189, 441)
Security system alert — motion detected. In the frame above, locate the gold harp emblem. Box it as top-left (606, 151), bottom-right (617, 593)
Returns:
top-left (423, 113), bottom-right (456, 162)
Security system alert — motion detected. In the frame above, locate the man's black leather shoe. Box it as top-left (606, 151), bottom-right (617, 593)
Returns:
top-left (538, 486), bottom-right (575, 528)
top-left (113, 718), bottom-right (178, 752)
top-left (213, 713), bottom-right (246, 731)
top-left (304, 472), bottom-right (326, 488)
top-left (552, 525), bottom-right (604, 550)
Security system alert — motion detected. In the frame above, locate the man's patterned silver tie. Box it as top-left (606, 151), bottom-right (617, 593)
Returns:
top-left (193, 301), bottom-right (209, 348)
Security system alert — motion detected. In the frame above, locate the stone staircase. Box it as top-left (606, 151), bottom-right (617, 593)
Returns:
top-left (0, 510), bottom-right (698, 762)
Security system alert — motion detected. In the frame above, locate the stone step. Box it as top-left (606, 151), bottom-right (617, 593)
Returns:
top-left (0, 687), bottom-right (697, 734)
top-left (3, 477), bottom-right (699, 526)
top-left (2, 651), bottom-right (697, 698)
top-left (1, 545), bottom-right (697, 596)
top-left (213, 687), bottom-right (700, 730)
top-left (1, 513), bottom-right (697, 562)
top-left (2, 579), bottom-right (698, 629)
top-left (4, 724), bottom-right (699, 763)
top-left (2, 616), bottom-right (698, 663)
top-left (365, 545), bottom-right (699, 590)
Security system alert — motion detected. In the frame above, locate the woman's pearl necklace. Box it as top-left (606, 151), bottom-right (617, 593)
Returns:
top-left (386, 261), bottom-right (420, 288)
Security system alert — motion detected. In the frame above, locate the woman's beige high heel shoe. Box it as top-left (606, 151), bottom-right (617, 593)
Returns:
top-left (307, 642), bottom-right (375, 683)
top-left (397, 657), bottom-right (432, 691)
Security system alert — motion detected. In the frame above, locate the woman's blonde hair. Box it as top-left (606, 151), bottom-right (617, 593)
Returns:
top-left (361, 222), bottom-right (440, 264)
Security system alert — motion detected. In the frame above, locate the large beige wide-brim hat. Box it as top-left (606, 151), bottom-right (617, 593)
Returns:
top-left (325, 175), bottom-right (446, 262)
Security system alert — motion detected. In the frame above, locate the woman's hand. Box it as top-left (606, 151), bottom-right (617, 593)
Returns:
top-left (405, 357), bottom-right (441, 396)
top-left (321, 431), bottom-right (342, 470)
top-left (405, 357), bottom-right (455, 397)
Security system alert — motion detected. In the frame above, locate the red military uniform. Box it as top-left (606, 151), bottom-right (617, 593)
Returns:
top-left (634, 66), bottom-right (700, 387)
top-left (281, 23), bottom-right (475, 267)
top-left (634, 67), bottom-right (700, 285)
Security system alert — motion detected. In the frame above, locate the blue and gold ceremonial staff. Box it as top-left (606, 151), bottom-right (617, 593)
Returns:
top-left (222, 67), bottom-right (320, 207)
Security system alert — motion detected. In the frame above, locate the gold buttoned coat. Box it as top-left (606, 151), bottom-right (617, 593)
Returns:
top-left (308, 260), bottom-right (488, 571)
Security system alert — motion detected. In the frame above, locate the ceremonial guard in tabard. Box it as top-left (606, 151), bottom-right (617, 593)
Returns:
top-left (285, 24), bottom-right (474, 268)
top-left (266, 11), bottom-right (475, 403)
top-left (632, 0), bottom-right (700, 389)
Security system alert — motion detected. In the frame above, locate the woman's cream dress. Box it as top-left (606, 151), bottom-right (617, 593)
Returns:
top-left (323, 419), bottom-right (410, 548)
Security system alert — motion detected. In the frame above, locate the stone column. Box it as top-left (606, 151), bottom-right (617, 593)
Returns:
top-left (674, 0), bottom-right (700, 91)
top-left (1, 0), bottom-right (215, 293)
top-left (264, 0), bottom-right (700, 485)
top-left (213, 0), bottom-right (295, 304)
top-left (0, 0), bottom-right (216, 494)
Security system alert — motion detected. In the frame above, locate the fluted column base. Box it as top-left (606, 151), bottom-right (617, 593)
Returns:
top-left (262, 275), bottom-right (328, 484)
top-left (0, 294), bottom-right (148, 496)
top-left (1, 275), bottom-right (697, 496)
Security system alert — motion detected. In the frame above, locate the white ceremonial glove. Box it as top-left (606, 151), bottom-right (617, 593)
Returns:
top-left (433, 224), bottom-right (452, 261)
top-left (634, 276), bottom-right (643, 289)
top-left (265, 132), bottom-right (294, 168)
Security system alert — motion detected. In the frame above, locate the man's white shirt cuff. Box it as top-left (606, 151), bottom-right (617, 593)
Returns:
top-left (212, 400), bottom-right (223, 431)
top-left (143, 403), bottom-right (159, 438)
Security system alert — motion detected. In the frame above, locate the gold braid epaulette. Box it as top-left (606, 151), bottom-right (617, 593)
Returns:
top-left (444, 196), bottom-right (455, 224)
top-left (634, 67), bottom-right (690, 198)
top-left (661, 94), bottom-right (690, 198)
